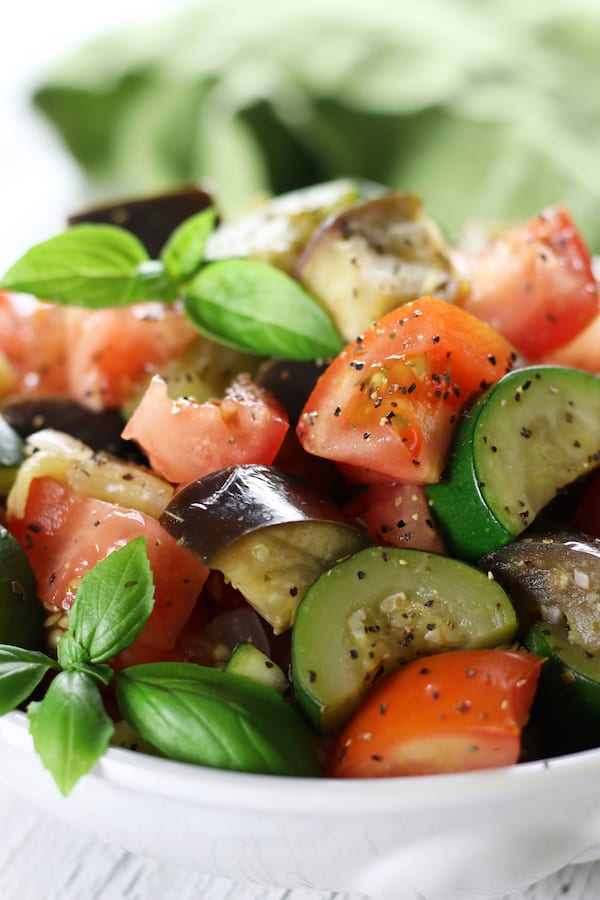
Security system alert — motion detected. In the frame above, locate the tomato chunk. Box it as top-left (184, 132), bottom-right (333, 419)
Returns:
top-left (297, 296), bottom-right (516, 484)
top-left (0, 292), bottom-right (69, 398)
top-left (0, 293), bottom-right (197, 411)
top-left (122, 373), bottom-right (289, 485)
top-left (65, 302), bottom-right (197, 410)
top-left (344, 482), bottom-right (445, 552)
top-left (8, 476), bottom-right (209, 650)
top-left (329, 649), bottom-right (542, 777)
top-left (457, 207), bottom-right (598, 359)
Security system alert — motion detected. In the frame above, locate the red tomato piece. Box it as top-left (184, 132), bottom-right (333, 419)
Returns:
top-left (540, 312), bottom-right (600, 374)
top-left (0, 293), bottom-right (197, 411)
top-left (457, 207), bottom-right (598, 359)
top-left (122, 373), bottom-right (289, 485)
top-left (297, 296), bottom-right (516, 484)
top-left (65, 302), bottom-right (197, 411)
top-left (344, 482), bottom-right (445, 552)
top-left (329, 649), bottom-right (542, 778)
top-left (0, 292), bottom-right (69, 398)
top-left (8, 476), bottom-right (209, 650)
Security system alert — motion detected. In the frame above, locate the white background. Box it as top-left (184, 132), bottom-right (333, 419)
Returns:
top-left (1, 1), bottom-right (194, 272)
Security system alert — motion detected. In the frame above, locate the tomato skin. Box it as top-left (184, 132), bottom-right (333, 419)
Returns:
top-left (8, 476), bottom-right (209, 650)
top-left (344, 482), bottom-right (445, 552)
top-left (458, 207), bottom-right (598, 359)
top-left (329, 649), bottom-right (542, 778)
top-left (297, 296), bottom-right (516, 484)
top-left (122, 373), bottom-right (289, 485)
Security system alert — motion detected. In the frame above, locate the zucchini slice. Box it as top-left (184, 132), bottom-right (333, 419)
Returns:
top-left (291, 546), bottom-right (517, 732)
top-left (225, 642), bottom-right (288, 695)
top-left (427, 366), bottom-right (600, 561)
top-left (525, 621), bottom-right (600, 753)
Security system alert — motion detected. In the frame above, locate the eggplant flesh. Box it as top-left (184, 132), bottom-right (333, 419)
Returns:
top-left (160, 464), bottom-right (369, 632)
top-left (294, 192), bottom-right (463, 342)
top-left (480, 531), bottom-right (600, 651)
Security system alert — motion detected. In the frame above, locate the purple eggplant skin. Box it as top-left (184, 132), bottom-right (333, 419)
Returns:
top-left (160, 463), bottom-right (366, 565)
top-left (479, 530), bottom-right (600, 651)
top-left (1, 397), bottom-right (147, 463)
top-left (255, 359), bottom-right (330, 425)
top-left (68, 185), bottom-right (214, 258)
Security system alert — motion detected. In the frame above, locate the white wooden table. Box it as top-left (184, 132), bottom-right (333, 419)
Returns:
top-left (1, 789), bottom-right (598, 900)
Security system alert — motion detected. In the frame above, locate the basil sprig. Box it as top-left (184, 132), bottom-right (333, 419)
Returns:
top-left (115, 662), bottom-right (321, 777)
top-left (0, 536), bottom-right (320, 795)
top-left (0, 208), bottom-right (343, 359)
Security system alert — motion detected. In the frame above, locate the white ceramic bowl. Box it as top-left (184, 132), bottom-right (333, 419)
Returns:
top-left (1, 709), bottom-right (600, 900)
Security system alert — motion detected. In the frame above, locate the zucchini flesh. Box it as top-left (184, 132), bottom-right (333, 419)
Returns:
top-left (291, 546), bottom-right (517, 732)
top-left (225, 642), bottom-right (288, 694)
top-left (427, 366), bottom-right (600, 561)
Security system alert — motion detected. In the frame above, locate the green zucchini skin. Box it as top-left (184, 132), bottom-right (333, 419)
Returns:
top-left (426, 366), bottom-right (600, 562)
top-left (291, 546), bottom-right (517, 732)
top-left (525, 621), bottom-right (600, 754)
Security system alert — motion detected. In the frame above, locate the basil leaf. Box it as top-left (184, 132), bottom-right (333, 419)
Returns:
top-left (56, 631), bottom-right (87, 668)
top-left (184, 259), bottom-right (344, 360)
top-left (56, 633), bottom-right (113, 683)
top-left (0, 645), bottom-right (59, 715)
top-left (0, 225), bottom-right (173, 308)
top-left (68, 537), bottom-right (154, 664)
top-left (115, 662), bottom-right (321, 777)
top-left (161, 207), bottom-right (216, 282)
top-left (28, 670), bottom-right (114, 796)
top-left (61, 654), bottom-right (114, 686)
top-left (0, 526), bottom-right (45, 650)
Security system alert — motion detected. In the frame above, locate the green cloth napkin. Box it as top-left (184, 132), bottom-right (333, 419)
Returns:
top-left (32, 0), bottom-right (600, 248)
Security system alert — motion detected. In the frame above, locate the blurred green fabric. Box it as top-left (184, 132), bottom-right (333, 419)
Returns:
top-left (32, 0), bottom-right (600, 248)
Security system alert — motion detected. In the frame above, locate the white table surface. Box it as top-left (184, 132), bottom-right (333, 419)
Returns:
top-left (0, 786), bottom-right (598, 900)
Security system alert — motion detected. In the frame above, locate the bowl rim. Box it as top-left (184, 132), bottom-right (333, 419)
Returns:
top-left (3, 708), bottom-right (600, 815)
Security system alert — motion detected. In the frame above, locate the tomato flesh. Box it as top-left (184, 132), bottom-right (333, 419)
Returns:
top-left (457, 207), bottom-right (598, 359)
top-left (297, 295), bottom-right (516, 484)
top-left (329, 649), bottom-right (542, 777)
top-left (122, 373), bottom-right (289, 485)
top-left (8, 476), bottom-right (209, 650)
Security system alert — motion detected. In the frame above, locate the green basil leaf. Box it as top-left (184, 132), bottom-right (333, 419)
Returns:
top-left (184, 259), bottom-right (344, 360)
top-left (161, 207), bottom-right (216, 282)
top-left (0, 225), bottom-right (174, 308)
top-left (28, 670), bottom-right (114, 796)
top-left (56, 631), bottom-right (114, 684)
top-left (0, 526), bottom-right (45, 650)
top-left (67, 657), bottom-right (114, 686)
top-left (115, 662), bottom-right (321, 777)
top-left (0, 645), bottom-right (59, 715)
top-left (68, 537), bottom-right (154, 664)
top-left (56, 631), bottom-right (87, 668)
